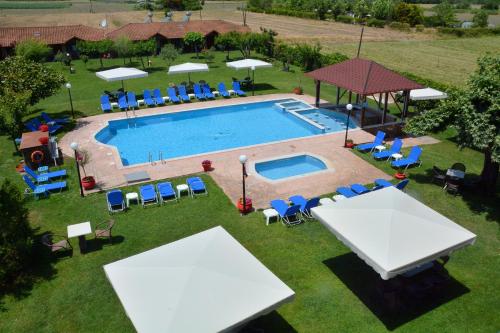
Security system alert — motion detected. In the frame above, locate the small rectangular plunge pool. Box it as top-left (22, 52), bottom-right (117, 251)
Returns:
top-left (254, 154), bottom-right (328, 180)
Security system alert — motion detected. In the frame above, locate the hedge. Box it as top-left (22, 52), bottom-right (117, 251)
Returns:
top-left (367, 18), bottom-right (386, 28)
top-left (437, 27), bottom-right (500, 37)
top-left (335, 15), bottom-right (355, 24)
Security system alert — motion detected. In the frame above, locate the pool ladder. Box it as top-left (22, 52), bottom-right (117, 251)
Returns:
top-left (149, 151), bottom-right (165, 165)
top-left (125, 109), bottom-right (137, 127)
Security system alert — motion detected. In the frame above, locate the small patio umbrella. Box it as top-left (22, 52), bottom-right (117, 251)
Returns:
top-left (167, 62), bottom-right (209, 84)
top-left (226, 59), bottom-right (273, 96)
top-left (96, 67), bottom-right (148, 90)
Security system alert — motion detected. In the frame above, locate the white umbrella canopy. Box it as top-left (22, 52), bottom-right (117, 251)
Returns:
top-left (96, 67), bottom-right (148, 89)
top-left (168, 62), bottom-right (209, 83)
top-left (410, 87), bottom-right (448, 101)
top-left (104, 226), bottom-right (295, 333)
top-left (226, 59), bottom-right (273, 95)
top-left (311, 187), bottom-right (476, 280)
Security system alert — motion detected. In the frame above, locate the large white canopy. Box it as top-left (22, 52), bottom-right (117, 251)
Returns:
top-left (311, 187), bottom-right (476, 280)
top-left (226, 59), bottom-right (273, 70)
top-left (410, 87), bottom-right (448, 101)
top-left (104, 226), bottom-right (295, 333)
top-left (167, 62), bottom-right (209, 75)
top-left (95, 67), bottom-right (148, 82)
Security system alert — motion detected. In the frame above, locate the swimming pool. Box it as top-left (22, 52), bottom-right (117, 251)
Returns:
top-left (95, 99), bottom-right (357, 166)
top-left (255, 155), bottom-right (328, 180)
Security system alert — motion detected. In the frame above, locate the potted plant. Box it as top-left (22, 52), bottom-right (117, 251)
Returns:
top-left (77, 149), bottom-right (96, 190)
top-left (345, 139), bottom-right (355, 149)
top-left (201, 159), bottom-right (212, 172)
top-left (293, 79), bottom-right (303, 95)
top-left (237, 197), bottom-right (253, 213)
top-left (394, 167), bottom-right (406, 180)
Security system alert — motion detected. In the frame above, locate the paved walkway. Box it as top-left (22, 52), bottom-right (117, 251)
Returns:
top-left (60, 93), bottom-right (437, 209)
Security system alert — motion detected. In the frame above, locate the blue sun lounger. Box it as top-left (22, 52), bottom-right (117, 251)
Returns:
top-left (157, 182), bottom-right (177, 204)
top-left (41, 112), bottom-right (69, 124)
top-left (140, 184), bottom-right (158, 207)
top-left (100, 95), bottom-right (112, 112)
top-left (271, 199), bottom-right (302, 226)
top-left (118, 93), bottom-right (128, 110)
top-left (23, 175), bottom-right (66, 198)
top-left (374, 178), bottom-right (393, 189)
top-left (202, 84), bottom-right (215, 99)
top-left (106, 190), bottom-right (125, 213)
top-left (167, 87), bottom-right (181, 103)
top-left (177, 85), bottom-right (190, 102)
top-left (29, 118), bottom-right (62, 134)
top-left (350, 183), bottom-right (370, 194)
top-left (232, 81), bottom-right (246, 96)
top-left (392, 146), bottom-right (422, 170)
top-left (373, 138), bottom-right (403, 160)
top-left (24, 165), bottom-right (66, 183)
top-left (336, 187), bottom-right (358, 198)
top-left (127, 92), bottom-right (138, 109)
top-left (193, 84), bottom-right (206, 100)
top-left (289, 195), bottom-right (320, 219)
top-left (143, 90), bottom-right (155, 107)
top-left (356, 131), bottom-right (386, 152)
top-left (217, 82), bottom-right (230, 97)
top-left (187, 177), bottom-right (208, 197)
top-left (153, 89), bottom-right (165, 105)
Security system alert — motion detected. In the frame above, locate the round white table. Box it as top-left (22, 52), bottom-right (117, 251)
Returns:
top-left (374, 145), bottom-right (386, 152)
top-left (176, 184), bottom-right (189, 197)
top-left (126, 192), bottom-right (139, 207)
top-left (263, 208), bottom-right (279, 225)
top-left (390, 153), bottom-right (403, 162)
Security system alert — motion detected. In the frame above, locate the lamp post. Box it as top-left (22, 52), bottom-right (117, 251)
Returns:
top-left (239, 154), bottom-right (248, 214)
top-left (66, 82), bottom-right (75, 119)
top-left (70, 142), bottom-right (85, 197)
top-left (344, 103), bottom-right (353, 147)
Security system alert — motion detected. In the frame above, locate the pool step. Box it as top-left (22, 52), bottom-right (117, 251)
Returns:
top-left (275, 101), bottom-right (325, 132)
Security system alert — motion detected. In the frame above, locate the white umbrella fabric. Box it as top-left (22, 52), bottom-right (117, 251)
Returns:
top-left (167, 62), bottom-right (209, 83)
top-left (409, 87), bottom-right (448, 101)
top-left (96, 67), bottom-right (148, 90)
top-left (226, 59), bottom-right (273, 95)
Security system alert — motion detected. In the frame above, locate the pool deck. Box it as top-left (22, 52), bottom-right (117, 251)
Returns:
top-left (60, 93), bottom-right (438, 209)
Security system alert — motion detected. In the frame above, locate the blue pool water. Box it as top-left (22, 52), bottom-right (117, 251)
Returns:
top-left (255, 155), bottom-right (327, 180)
top-left (95, 99), bottom-right (356, 166)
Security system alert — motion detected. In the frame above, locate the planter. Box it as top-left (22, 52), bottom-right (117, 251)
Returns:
top-left (237, 198), bottom-right (253, 214)
top-left (345, 140), bottom-right (355, 149)
top-left (81, 176), bottom-right (96, 190)
top-left (292, 87), bottom-right (303, 95)
top-left (39, 136), bottom-right (49, 145)
top-left (202, 160), bottom-right (212, 172)
top-left (39, 124), bottom-right (49, 132)
top-left (15, 161), bottom-right (25, 173)
top-left (394, 172), bottom-right (406, 180)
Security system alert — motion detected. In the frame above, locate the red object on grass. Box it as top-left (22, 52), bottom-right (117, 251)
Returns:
top-left (81, 176), bottom-right (96, 190)
top-left (38, 136), bottom-right (49, 145)
top-left (394, 172), bottom-right (407, 180)
top-left (202, 160), bottom-right (212, 172)
top-left (39, 124), bottom-right (49, 132)
top-left (237, 198), bottom-right (252, 213)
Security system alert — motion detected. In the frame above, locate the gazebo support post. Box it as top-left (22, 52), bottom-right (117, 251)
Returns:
top-left (348, 91), bottom-right (352, 104)
top-left (315, 80), bottom-right (321, 107)
top-left (378, 93), bottom-right (382, 109)
top-left (360, 96), bottom-right (366, 128)
top-left (355, 94), bottom-right (360, 104)
top-left (336, 87), bottom-right (340, 106)
top-left (402, 90), bottom-right (410, 121)
top-left (382, 92), bottom-right (389, 124)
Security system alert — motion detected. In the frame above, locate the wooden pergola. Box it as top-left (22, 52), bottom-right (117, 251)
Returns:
top-left (306, 58), bottom-right (423, 128)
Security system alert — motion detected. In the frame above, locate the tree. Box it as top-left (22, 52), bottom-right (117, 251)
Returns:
top-left (15, 39), bottom-right (51, 62)
top-left (331, 0), bottom-right (347, 18)
top-left (134, 39), bottom-right (156, 68)
top-left (0, 91), bottom-right (31, 151)
top-left (433, 1), bottom-right (456, 27)
top-left (160, 44), bottom-right (179, 66)
top-left (183, 32), bottom-right (204, 59)
top-left (481, 0), bottom-right (498, 10)
top-left (114, 36), bottom-right (133, 65)
top-left (201, 47), bottom-right (215, 63)
top-left (215, 32), bottom-right (238, 60)
top-left (405, 55), bottom-right (500, 193)
top-left (77, 39), bottom-right (113, 68)
top-left (293, 43), bottom-right (323, 71)
top-left (371, 0), bottom-right (393, 20)
top-left (274, 42), bottom-right (294, 72)
top-left (353, 0), bottom-right (370, 19)
top-left (393, 3), bottom-right (424, 26)
top-left (472, 10), bottom-right (489, 28)
top-left (0, 179), bottom-right (33, 290)
top-left (183, 0), bottom-right (201, 10)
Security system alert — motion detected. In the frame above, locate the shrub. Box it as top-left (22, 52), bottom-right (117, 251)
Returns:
top-left (415, 24), bottom-right (425, 32)
top-left (389, 21), bottom-right (411, 31)
top-left (320, 52), bottom-right (350, 66)
top-left (423, 15), bottom-right (441, 27)
top-left (336, 15), bottom-right (355, 24)
top-left (437, 27), bottom-right (500, 37)
top-left (472, 10), bottom-right (489, 28)
top-left (393, 2), bottom-right (423, 26)
top-left (367, 18), bottom-right (386, 28)
top-left (15, 39), bottom-right (51, 62)
top-left (481, 0), bottom-right (498, 10)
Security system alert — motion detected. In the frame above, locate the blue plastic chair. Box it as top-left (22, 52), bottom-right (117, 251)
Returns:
top-left (373, 138), bottom-right (403, 160)
top-left (392, 146), bottom-right (422, 170)
top-left (106, 190), bottom-right (125, 213)
top-left (193, 84), bottom-right (206, 100)
top-left (217, 82), bottom-right (230, 98)
top-left (350, 183), bottom-right (370, 194)
top-left (118, 93), bottom-right (128, 110)
top-left (140, 184), bottom-right (158, 207)
top-left (356, 131), bottom-right (386, 152)
top-left (177, 85), bottom-right (191, 102)
top-left (232, 81), bottom-right (246, 96)
top-left (336, 187), bottom-right (358, 198)
top-left (23, 175), bottom-right (66, 196)
top-left (153, 89), bottom-right (165, 105)
top-left (374, 178), bottom-right (393, 188)
top-left (167, 87), bottom-right (180, 103)
top-left (270, 199), bottom-right (303, 226)
top-left (289, 195), bottom-right (320, 219)
top-left (187, 177), bottom-right (208, 197)
top-left (31, 118), bottom-right (62, 134)
top-left (100, 95), bottom-right (112, 112)
top-left (24, 165), bottom-right (66, 183)
top-left (157, 182), bottom-right (177, 204)
top-left (127, 92), bottom-right (138, 109)
top-left (143, 90), bottom-right (155, 107)
top-left (41, 112), bottom-right (69, 124)
top-left (395, 179), bottom-right (410, 191)
top-left (202, 84), bottom-right (215, 99)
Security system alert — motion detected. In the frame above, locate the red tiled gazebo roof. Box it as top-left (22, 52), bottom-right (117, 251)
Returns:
top-left (306, 58), bottom-right (423, 95)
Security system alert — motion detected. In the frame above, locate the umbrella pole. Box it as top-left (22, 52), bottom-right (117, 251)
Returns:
top-left (188, 73), bottom-right (191, 84)
top-left (121, 80), bottom-right (124, 91)
top-left (252, 70), bottom-right (255, 96)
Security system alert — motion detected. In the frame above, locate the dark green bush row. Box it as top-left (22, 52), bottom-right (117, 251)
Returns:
top-left (367, 18), bottom-right (386, 28)
top-left (437, 27), bottom-right (500, 37)
top-left (248, 7), bottom-right (317, 19)
top-left (388, 22), bottom-right (411, 31)
top-left (335, 15), bottom-right (355, 24)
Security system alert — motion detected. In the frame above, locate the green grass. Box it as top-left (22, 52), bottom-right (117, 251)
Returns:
top-left (0, 1), bottom-right (70, 9)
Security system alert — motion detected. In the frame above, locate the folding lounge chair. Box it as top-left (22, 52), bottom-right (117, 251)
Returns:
top-left (140, 184), bottom-right (158, 207)
top-left (177, 85), bottom-right (191, 102)
top-left (32, 118), bottom-right (62, 134)
top-left (288, 195), bottom-right (320, 219)
top-left (270, 199), bottom-right (302, 226)
top-left (350, 183), bottom-right (370, 194)
top-left (187, 177), bottom-right (208, 197)
top-left (25, 120), bottom-right (39, 132)
top-left (395, 179), bottom-right (410, 191)
top-left (41, 112), bottom-right (70, 124)
top-left (336, 187), bottom-right (358, 198)
top-left (118, 93), bottom-right (128, 110)
top-left (153, 89), bottom-right (165, 105)
top-left (157, 182), bottom-right (177, 204)
top-left (217, 82), bottom-right (230, 98)
top-left (23, 175), bottom-right (66, 197)
top-left (374, 178), bottom-right (393, 189)
top-left (100, 95), bottom-right (112, 112)
top-left (167, 87), bottom-right (181, 103)
top-left (392, 146), bottom-right (422, 170)
top-left (143, 90), bottom-right (156, 107)
top-left (202, 84), bottom-right (215, 99)
top-left (232, 81), bottom-right (246, 96)
top-left (127, 92), bottom-right (138, 109)
top-left (193, 84), bottom-right (206, 100)
top-left (24, 165), bottom-right (66, 183)
top-left (373, 138), bottom-right (403, 160)
top-left (106, 190), bottom-right (126, 213)
top-left (356, 131), bottom-right (386, 152)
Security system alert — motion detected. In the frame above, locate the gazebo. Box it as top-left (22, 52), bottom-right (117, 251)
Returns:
top-left (306, 58), bottom-right (423, 128)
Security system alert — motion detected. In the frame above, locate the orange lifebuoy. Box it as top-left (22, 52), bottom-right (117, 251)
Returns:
top-left (31, 150), bottom-right (44, 163)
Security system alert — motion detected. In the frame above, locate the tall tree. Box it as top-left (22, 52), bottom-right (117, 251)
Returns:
top-left (114, 36), bottom-right (133, 65)
top-left (183, 32), bottom-right (204, 59)
top-left (433, 1), bottom-right (456, 27)
top-left (472, 10), bottom-right (489, 28)
top-left (160, 43), bottom-right (179, 66)
top-left (0, 91), bottom-right (31, 151)
top-left (405, 55), bottom-right (500, 193)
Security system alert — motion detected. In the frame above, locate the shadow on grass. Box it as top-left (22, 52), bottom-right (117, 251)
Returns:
top-left (241, 310), bottom-right (297, 333)
top-left (323, 253), bottom-right (470, 331)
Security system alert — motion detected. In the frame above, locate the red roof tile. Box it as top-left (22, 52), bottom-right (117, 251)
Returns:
top-left (306, 58), bottom-right (423, 95)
